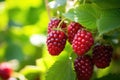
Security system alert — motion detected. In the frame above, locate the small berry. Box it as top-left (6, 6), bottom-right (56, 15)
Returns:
top-left (0, 62), bottom-right (13, 80)
top-left (92, 45), bottom-right (113, 68)
top-left (74, 55), bottom-right (93, 80)
top-left (48, 18), bottom-right (66, 33)
top-left (46, 30), bottom-right (67, 55)
top-left (72, 29), bottom-right (94, 55)
top-left (67, 22), bottom-right (83, 44)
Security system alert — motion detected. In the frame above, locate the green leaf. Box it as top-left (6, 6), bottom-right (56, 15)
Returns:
top-left (91, 0), bottom-right (120, 9)
top-left (97, 9), bottom-right (120, 35)
top-left (63, 9), bottom-right (75, 21)
top-left (64, 4), bottom-right (100, 30)
top-left (95, 74), bottom-right (120, 80)
top-left (45, 53), bottom-right (76, 80)
top-left (75, 4), bottom-right (99, 30)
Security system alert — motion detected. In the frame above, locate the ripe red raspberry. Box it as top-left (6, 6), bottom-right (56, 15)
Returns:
top-left (72, 29), bottom-right (94, 55)
top-left (46, 30), bottom-right (67, 55)
top-left (92, 45), bottom-right (113, 68)
top-left (74, 55), bottom-right (93, 80)
top-left (48, 18), bottom-right (66, 33)
top-left (67, 22), bottom-right (83, 44)
top-left (0, 62), bottom-right (13, 80)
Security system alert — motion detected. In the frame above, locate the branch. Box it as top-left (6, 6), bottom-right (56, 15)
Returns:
top-left (44, 0), bottom-right (51, 21)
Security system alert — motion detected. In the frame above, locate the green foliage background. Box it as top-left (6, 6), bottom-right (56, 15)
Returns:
top-left (0, 0), bottom-right (50, 79)
top-left (0, 0), bottom-right (120, 80)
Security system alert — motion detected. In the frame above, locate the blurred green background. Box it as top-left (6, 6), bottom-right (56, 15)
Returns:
top-left (0, 0), bottom-right (53, 80)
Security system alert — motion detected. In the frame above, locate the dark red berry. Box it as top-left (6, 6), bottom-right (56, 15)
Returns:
top-left (46, 30), bottom-right (67, 55)
top-left (0, 62), bottom-right (13, 80)
top-left (92, 45), bottom-right (113, 68)
top-left (67, 22), bottom-right (83, 44)
top-left (74, 55), bottom-right (93, 80)
top-left (48, 18), bottom-right (66, 33)
top-left (72, 29), bottom-right (94, 55)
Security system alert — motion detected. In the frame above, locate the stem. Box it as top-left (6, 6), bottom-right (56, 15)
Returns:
top-left (73, 0), bottom-right (78, 6)
top-left (44, 0), bottom-right (51, 21)
top-left (57, 18), bottom-right (66, 28)
top-left (95, 34), bottom-right (102, 42)
top-left (83, 0), bottom-right (86, 5)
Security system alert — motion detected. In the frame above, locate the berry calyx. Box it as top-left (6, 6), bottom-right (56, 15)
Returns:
top-left (48, 18), bottom-right (66, 33)
top-left (74, 55), bottom-right (93, 80)
top-left (46, 30), bottom-right (67, 56)
top-left (72, 29), bottom-right (94, 55)
top-left (67, 22), bottom-right (83, 44)
top-left (92, 44), bottom-right (113, 68)
top-left (0, 62), bottom-right (13, 80)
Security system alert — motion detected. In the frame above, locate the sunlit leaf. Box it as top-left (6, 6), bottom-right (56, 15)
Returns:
top-left (20, 66), bottom-right (40, 80)
top-left (64, 4), bottom-right (100, 30)
top-left (63, 9), bottom-right (75, 21)
top-left (46, 52), bottom-right (76, 80)
top-left (75, 4), bottom-right (99, 30)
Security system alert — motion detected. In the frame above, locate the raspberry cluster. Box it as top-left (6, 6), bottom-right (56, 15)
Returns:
top-left (46, 19), bottom-right (113, 80)
top-left (46, 18), bottom-right (67, 56)
top-left (46, 20), bottom-right (94, 56)
top-left (74, 44), bottom-right (113, 80)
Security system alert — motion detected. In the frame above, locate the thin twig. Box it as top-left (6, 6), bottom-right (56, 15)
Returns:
top-left (57, 18), bottom-right (66, 28)
top-left (83, 0), bottom-right (86, 5)
top-left (44, 0), bottom-right (51, 21)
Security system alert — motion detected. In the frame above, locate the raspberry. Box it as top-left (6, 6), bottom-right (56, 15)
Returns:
top-left (72, 29), bottom-right (94, 55)
top-left (0, 62), bottom-right (13, 80)
top-left (48, 18), bottom-right (66, 33)
top-left (74, 55), bottom-right (93, 80)
top-left (92, 45), bottom-right (113, 68)
top-left (67, 22), bottom-right (83, 44)
top-left (46, 30), bottom-right (67, 55)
